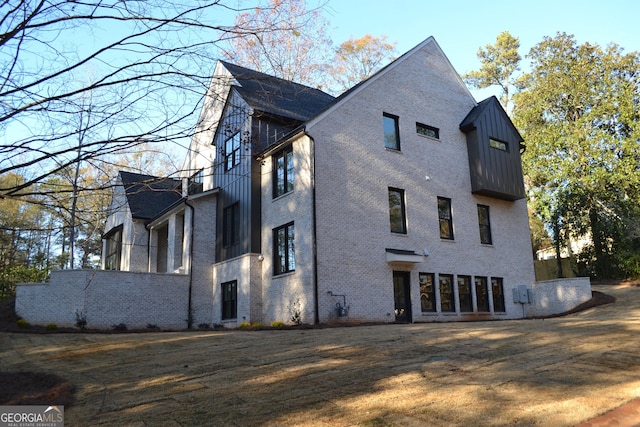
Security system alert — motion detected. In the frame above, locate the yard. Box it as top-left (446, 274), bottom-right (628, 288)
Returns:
top-left (2, 283), bottom-right (640, 426)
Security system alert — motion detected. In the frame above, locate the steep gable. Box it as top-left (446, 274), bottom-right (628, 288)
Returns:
top-left (119, 171), bottom-right (182, 220)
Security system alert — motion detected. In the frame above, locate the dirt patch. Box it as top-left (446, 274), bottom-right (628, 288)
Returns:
top-left (0, 371), bottom-right (75, 406)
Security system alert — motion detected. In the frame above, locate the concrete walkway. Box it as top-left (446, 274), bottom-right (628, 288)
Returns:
top-left (2, 283), bottom-right (640, 426)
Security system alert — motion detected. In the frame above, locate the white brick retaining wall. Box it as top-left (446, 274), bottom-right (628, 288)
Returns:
top-left (16, 270), bottom-right (190, 329)
top-left (527, 277), bottom-right (592, 317)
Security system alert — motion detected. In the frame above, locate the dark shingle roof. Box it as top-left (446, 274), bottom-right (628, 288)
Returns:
top-left (220, 61), bottom-right (335, 122)
top-left (119, 171), bottom-right (182, 220)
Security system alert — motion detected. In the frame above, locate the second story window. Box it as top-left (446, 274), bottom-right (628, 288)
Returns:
top-left (416, 122), bottom-right (439, 139)
top-left (388, 187), bottom-right (407, 234)
top-left (225, 132), bottom-right (241, 170)
top-left (223, 202), bottom-right (239, 247)
top-left (383, 113), bottom-right (400, 150)
top-left (273, 147), bottom-right (294, 198)
top-left (477, 204), bottom-right (492, 244)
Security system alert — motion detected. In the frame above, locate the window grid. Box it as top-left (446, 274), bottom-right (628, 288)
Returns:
top-left (273, 148), bottom-right (294, 198)
top-left (438, 197), bottom-right (454, 240)
top-left (477, 204), bottom-right (493, 245)
top-left (224, 132), bottom-right (241, 170)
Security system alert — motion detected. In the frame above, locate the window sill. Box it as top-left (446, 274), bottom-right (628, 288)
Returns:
top-left (273, 190), bottom-right (294, 202)
top-left (439, 238), bottom-right (455, 243)
top-left (384, 148), bottom-right (402, 154)
top-left (417, 134), bottom-right (440, 142)
top-left (273, 271), bottom-right (296, 279)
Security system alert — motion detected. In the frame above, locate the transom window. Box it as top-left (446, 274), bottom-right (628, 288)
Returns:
top-left (221, 280), bottom-right (237, 320)
top-left (388, 187), bottom-right (407, 234)
top-left (437, 197), bottom-right (454, 240)
top-left (383, 113), bottom-right (400, 150)
top-left (489, 138), bottom-right (508, 151)
top-left (274, 222), bottom-right (295, 275)
top-left (273, 147), bottom-right (294, 198)
top-left (416, 122), bottom-right (439, 139)
top-left (477, 204), bottom-right (493, 245)
top-left (225, 132), bottom-right (241, 170)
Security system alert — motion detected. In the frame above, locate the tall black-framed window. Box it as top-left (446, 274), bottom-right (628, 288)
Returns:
top-left (438, 197), bottom-right (454, 240)
top-left (491, 277), bottom-right (506, 312)
top-left (104, 225), bottom-right (123, 271)
top-left (383, 113), bottom-right (400, 150)
top-left (475, 276), bottom-right (489, 312)
top-left (221, 280), bottom-right (237, 320)
top-left (419, 272), bottom-right (436, 313)
top-left (273, 147), bottom-right (294, 198)
top-left (274, 222), bottom-right (295, 275)
top-left (439, 274), bottom-right (455, 312)
top-left (388, 187), bottom-right (407, 234)
top-left (224, 132), bottom-right (241, 170)
top-left (477, 204), bottom-right (493, 244)
top-left (458, 275), bottom-right (473, 312)
top-left (223, 202), bottom-right (239, 247)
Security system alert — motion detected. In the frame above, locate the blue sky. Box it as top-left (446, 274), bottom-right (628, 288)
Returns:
top-left (325, 0), bottom-right (639, 80)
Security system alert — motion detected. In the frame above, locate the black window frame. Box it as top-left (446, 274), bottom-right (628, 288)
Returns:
top-left (475, 276), bottom-right (490, 312)
top-left (491, 277), bottom-right (506, 313)
top-left (477, 204), bottom-right (493, 245)
top-left (223, 202), bottom-right (240, 247)
top-left (383, 113), bottom-right (400, 151)
top-left (221, 280), bottom-right (238, 320)
top-left (489, 137), bottom-right (508, 151)
top-left (416, 122), bottom-right (440, 139)
top-left (437, 197), bottom-right (454, 240)
top-left (388, 187), bottom-right (407, 234)
top-left (439, 274), bottom-right (455, 313)
top-left (273, 222), bottom-right (295, 275)
top-left (419, 272), bottom-right (436, 313)
top-left (104, 225), bottom-right (123, 271)
top-left (458, 275), bottom-right (473, 312)
top-left (224, 131), bottom-right (241, 171)
top-left (273, 146), bottom-right (294, 198)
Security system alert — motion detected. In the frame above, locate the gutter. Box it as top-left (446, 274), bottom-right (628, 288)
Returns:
top-left (184, 199), bottom-right (195, 329)
top-left (309, 132), bottom-right (320, 325)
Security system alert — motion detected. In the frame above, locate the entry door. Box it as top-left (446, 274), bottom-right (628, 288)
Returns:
top-left (393, 271), bottom-right (412, 323)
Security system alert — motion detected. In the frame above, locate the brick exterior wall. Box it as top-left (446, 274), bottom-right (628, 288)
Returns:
top-left (16, 270), bottom-right (190, 329)
top-left (307, 39), bottom-right (537, 323)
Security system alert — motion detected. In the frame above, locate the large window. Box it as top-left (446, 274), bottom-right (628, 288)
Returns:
top-left (438, 197), bottom-right (454, 240)
top-left (223, 203), bottom-right (239, 247)
top-left (104, 226), bottom-right (122, 271)
top-left (458, 275), bottom-right (473, 312)
top-left (221, 280), bottom-right (237, 320)
top-left (477, 204), bottom-right (493, 245)
top-left (475, 276), bottom-right (489, 312)
top-left (388, 188), bottom-right (407, 234)
top-left (419, 273), bottom-right (436, 313)
top-left (274, 222), bottom-right (295, 275)
top-left (439, 274), bottom-right (455, 312)
top-left (224, 132), bottom-right (241, 170)
top-left (383, 113), bottom-right (400, 150)
top-left (273, 147), bottom-right (294, 198)
top-left (492, 277), bottom-right (506, 312)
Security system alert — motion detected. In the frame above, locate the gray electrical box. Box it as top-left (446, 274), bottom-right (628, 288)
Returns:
top-left (512, 285), bottom-right (532, 304)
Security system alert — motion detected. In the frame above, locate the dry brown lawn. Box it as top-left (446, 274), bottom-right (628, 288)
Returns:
top-left (2, 283), bottom-right (640, 426)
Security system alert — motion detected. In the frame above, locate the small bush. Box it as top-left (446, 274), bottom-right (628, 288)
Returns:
top-left (16, 319), bottom-right (29, 328)
top-left (112, 323), bottom-right (127, 331)
top-left (270, 321), bottom-right (285, 327)
top-left (45, 323), bottom-right (58, 331)
top-left (74, 310), bottom-right (87, 329)
top-left (238, 321), bottom-right (251, 328)
top-left (251, 322), bottom-right (263, 328)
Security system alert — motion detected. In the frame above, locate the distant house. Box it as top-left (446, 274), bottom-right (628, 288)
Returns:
top-left (16, 37), bottom-right (591, 328)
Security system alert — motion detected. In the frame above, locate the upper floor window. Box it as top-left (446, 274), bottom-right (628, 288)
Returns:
top-left (388, 187), bottom-right (407, 234)
top-left (225, 132), bottom-right (241, 170)
top-left (477, 204), bottom-right (493, 245)
top-left (274, 222), bottom-right (295, 275)
top-left (489, 138), bottom-right (508, 151)
top-left (383, 113), bottom-right (400, 150)
top-left (104, 225), bottom-right (123, 271)
top-left (437, 197), bottom-right (454, 240)
top-left (188, 169), bottom-right (204, 195)
top-left (273, 147), bottom-right (294, 198)
top-left (223, 202), bottom-right (239, 247)
top-left (416, 122), bottom-right (439, 139)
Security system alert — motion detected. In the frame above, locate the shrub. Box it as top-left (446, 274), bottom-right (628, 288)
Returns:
top-left (74, 310), bottom-right (87, 329)
top-left (112, 323), bottom-right (127, 331)
top-left (16, 319), bottom-right (29, 328)
top-left (45, 323), bottom-right (58, 331)
top-left (238, 321), bottom-right (251, 328)
top-left (270, 321), bottom-right (285, 327)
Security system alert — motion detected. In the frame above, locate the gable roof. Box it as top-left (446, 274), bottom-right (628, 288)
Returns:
top-left (459, 96), bottom-right (524, 142)
top-left (219, 61), bottom-right (335, 122)
top-left (119, 171), bottom-right (183, 220)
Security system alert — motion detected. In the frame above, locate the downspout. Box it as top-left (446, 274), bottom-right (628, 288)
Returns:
top-left (185, 199), bottom-right (195, 329)
top-left (309, 134), bottom-right (320, 325)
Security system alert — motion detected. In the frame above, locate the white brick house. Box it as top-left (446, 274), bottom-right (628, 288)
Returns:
top-left (16, 36), bottom-right (591, 328)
